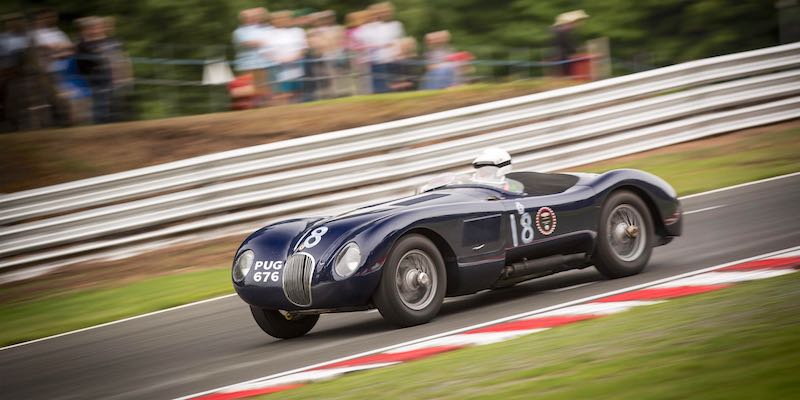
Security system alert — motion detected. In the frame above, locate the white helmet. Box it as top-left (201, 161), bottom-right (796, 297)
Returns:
top-left (472, 148), bottom-right (512, 176)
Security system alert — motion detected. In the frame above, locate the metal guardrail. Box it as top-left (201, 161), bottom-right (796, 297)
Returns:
top-left (1, 43), bottom-right (799, 271)
top-left (3, 70), bottom-right (799, 242)
top-left (3, 42), bottom-right (799, 212)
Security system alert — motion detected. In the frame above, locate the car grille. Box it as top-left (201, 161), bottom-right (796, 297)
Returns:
top-left (283, 252), bottom-right (314, 306)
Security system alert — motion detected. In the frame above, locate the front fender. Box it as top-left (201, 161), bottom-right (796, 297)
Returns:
top-left (353, 204), bottom-right (507, 297)
top-left (234, 213), bottom-right (400, 311)
top-left (591, 169), bottom-right (682, 238)
top-left (237, 217), bottom-right (325, 261)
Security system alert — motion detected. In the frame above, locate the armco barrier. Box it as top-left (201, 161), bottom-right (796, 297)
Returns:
top-left (0, 43), bottom-right (798, 271)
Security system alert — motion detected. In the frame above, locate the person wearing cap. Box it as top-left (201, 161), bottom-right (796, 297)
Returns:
top-left (551, 9), bottom-right (588, 76)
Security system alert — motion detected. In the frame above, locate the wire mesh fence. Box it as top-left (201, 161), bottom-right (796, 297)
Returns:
top-left (126, 45), bottom-right (609, 119)
top-left (2, 42), bottom-right (624, 130)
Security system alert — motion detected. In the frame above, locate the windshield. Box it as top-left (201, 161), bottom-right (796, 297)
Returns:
top-left (418, 172), bottom-right (524, 194)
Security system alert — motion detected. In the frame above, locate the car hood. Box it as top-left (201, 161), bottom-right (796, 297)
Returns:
top-left (241, 187), bottom-right (495, 264)
top-left (326, 188), bottom-right (493, 226)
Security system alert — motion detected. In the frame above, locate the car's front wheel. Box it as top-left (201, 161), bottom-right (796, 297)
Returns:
top-left (250, 306), bottom-right (319, 339)
top-left (593, 190), bottom-right (654, 279)
top-left (374, 234), bottom-right (446, 327)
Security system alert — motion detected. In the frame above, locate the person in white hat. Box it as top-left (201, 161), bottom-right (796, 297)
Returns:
top-left (551, 9), bottom-right (589, 76)
top-left (470, 148), bottom-right (523, 192)
top-left (417, 148), bottom-right (523, 193)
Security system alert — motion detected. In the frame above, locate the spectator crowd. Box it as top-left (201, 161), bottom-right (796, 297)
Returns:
top-left (0, 8), bottom-right (132, 132)
top-left (229, 2), bottom-right (474, 108)
top-left (1, 2), bottom-right (593, 128)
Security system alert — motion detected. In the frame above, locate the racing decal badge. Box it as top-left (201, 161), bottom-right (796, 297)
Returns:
top-left (535, 207), bottom-right (557, 235)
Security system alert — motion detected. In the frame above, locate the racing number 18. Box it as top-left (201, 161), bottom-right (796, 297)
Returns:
top-left (509, 212), bottom-right (535, 247)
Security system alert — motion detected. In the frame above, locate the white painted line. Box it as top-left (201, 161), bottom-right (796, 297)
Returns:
top-left (654, 270), bottom-right (796, 288)
top-left (5, 172), bottom-right (800, 353)
top-left (683, 205), bottom-right (726, 215)
top-left (531, 301), bottom-right (662, 317)
top-left (545, 282), bottom-right (596, 292)
top-left (176, 245), bottom-right (800, 400)
top-left (777, 249), bottom-right (800, 258)
top-left (679, 171), bottom-right (800, 200)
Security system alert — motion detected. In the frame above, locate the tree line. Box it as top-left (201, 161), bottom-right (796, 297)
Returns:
top-left (6, 0), bottom-right (782, 66)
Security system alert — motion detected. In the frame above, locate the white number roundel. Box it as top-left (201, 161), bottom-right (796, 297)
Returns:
top-left (303, 227), bottom-right (328, 249)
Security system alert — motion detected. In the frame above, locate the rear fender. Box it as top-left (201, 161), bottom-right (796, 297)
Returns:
top-left (591, 170), bottom-right (682, 240)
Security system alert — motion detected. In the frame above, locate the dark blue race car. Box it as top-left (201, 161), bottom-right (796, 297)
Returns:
top-left (232, 167), bottom-right (682, 339)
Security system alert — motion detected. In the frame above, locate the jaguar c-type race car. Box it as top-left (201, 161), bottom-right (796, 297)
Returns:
top-left (231, 150), bottom-right (682, 339)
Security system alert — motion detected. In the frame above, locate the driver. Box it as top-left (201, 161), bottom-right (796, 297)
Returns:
top-left (471, 148), bottom-right (523, 193)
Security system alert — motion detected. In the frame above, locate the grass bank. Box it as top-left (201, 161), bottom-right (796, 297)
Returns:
top-left (0, 268), bottom-right (231, 346)
top-left (574, 120), bottom-right (800, 195)
top-left (273, 271), bottom-right (800, 399)
top-left (0, 120), bottom-right (798, 346)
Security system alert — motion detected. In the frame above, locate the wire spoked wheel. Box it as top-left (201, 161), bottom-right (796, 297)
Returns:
top-left (374, 234), bottom-right (446, 327)
top-left (607, 204), bottom-right (647, 262)
top-left (395, 249), bottom-right (438, 311)
top-left (593, 191), bottom-right (654, 279)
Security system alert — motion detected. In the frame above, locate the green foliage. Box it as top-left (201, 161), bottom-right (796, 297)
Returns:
top-left (391, 0), bottom-right (780, 67)
top-left (0, 267), bottom-right (233, 346)
top-left (5, 0), bottom-right (781, 117)
top-left (8, 0), bottom-right (779, 63)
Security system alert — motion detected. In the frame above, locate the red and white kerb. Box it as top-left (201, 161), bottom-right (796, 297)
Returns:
top-left (190, 251), bottom-right (800, 400)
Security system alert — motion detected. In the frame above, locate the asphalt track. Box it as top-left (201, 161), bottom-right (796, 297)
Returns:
top-left (2, 173), bottom-right (799, 400)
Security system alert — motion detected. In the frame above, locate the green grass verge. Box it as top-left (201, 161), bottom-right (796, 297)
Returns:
top-left (262, 272), bottom-right (800, 400)
top-left (578, 124), bottom-right (800, 195)
top-left (0, 122), bottom-right (798, 347)
top-left (0, 268), bottom-right (232, 346)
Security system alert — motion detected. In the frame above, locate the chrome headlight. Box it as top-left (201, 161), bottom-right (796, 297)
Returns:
top-left (232, 250), bottom-right (254, 282)
top-left (334, 243), bottom-right (361, 278)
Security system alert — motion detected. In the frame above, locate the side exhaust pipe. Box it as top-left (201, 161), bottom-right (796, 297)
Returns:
top-left (494, 253), bottom-right (590, 287)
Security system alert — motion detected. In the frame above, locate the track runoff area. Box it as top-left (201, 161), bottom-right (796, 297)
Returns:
top-left (1, 172), bottom-right (798, 400)
top-left (180, 173), bottom-right (800, 400)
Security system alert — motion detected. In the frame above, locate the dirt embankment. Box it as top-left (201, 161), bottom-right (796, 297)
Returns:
top-left (0, 80), bottom-right (573, 193)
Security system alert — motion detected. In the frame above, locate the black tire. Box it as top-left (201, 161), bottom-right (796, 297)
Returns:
top-left (250, 306), bottom-right (319, 339)
top-left (373, 234), bottom-right (447, 327)
top-left (593, 190), bottom-right (654, 279)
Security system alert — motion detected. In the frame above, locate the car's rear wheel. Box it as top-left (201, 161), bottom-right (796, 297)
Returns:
top-left (250, 306), bottom-right (319, 339)
top-left (593, 190), bottom-right (654, 279)
top-left (374, 234), bottom-right (446, 327)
